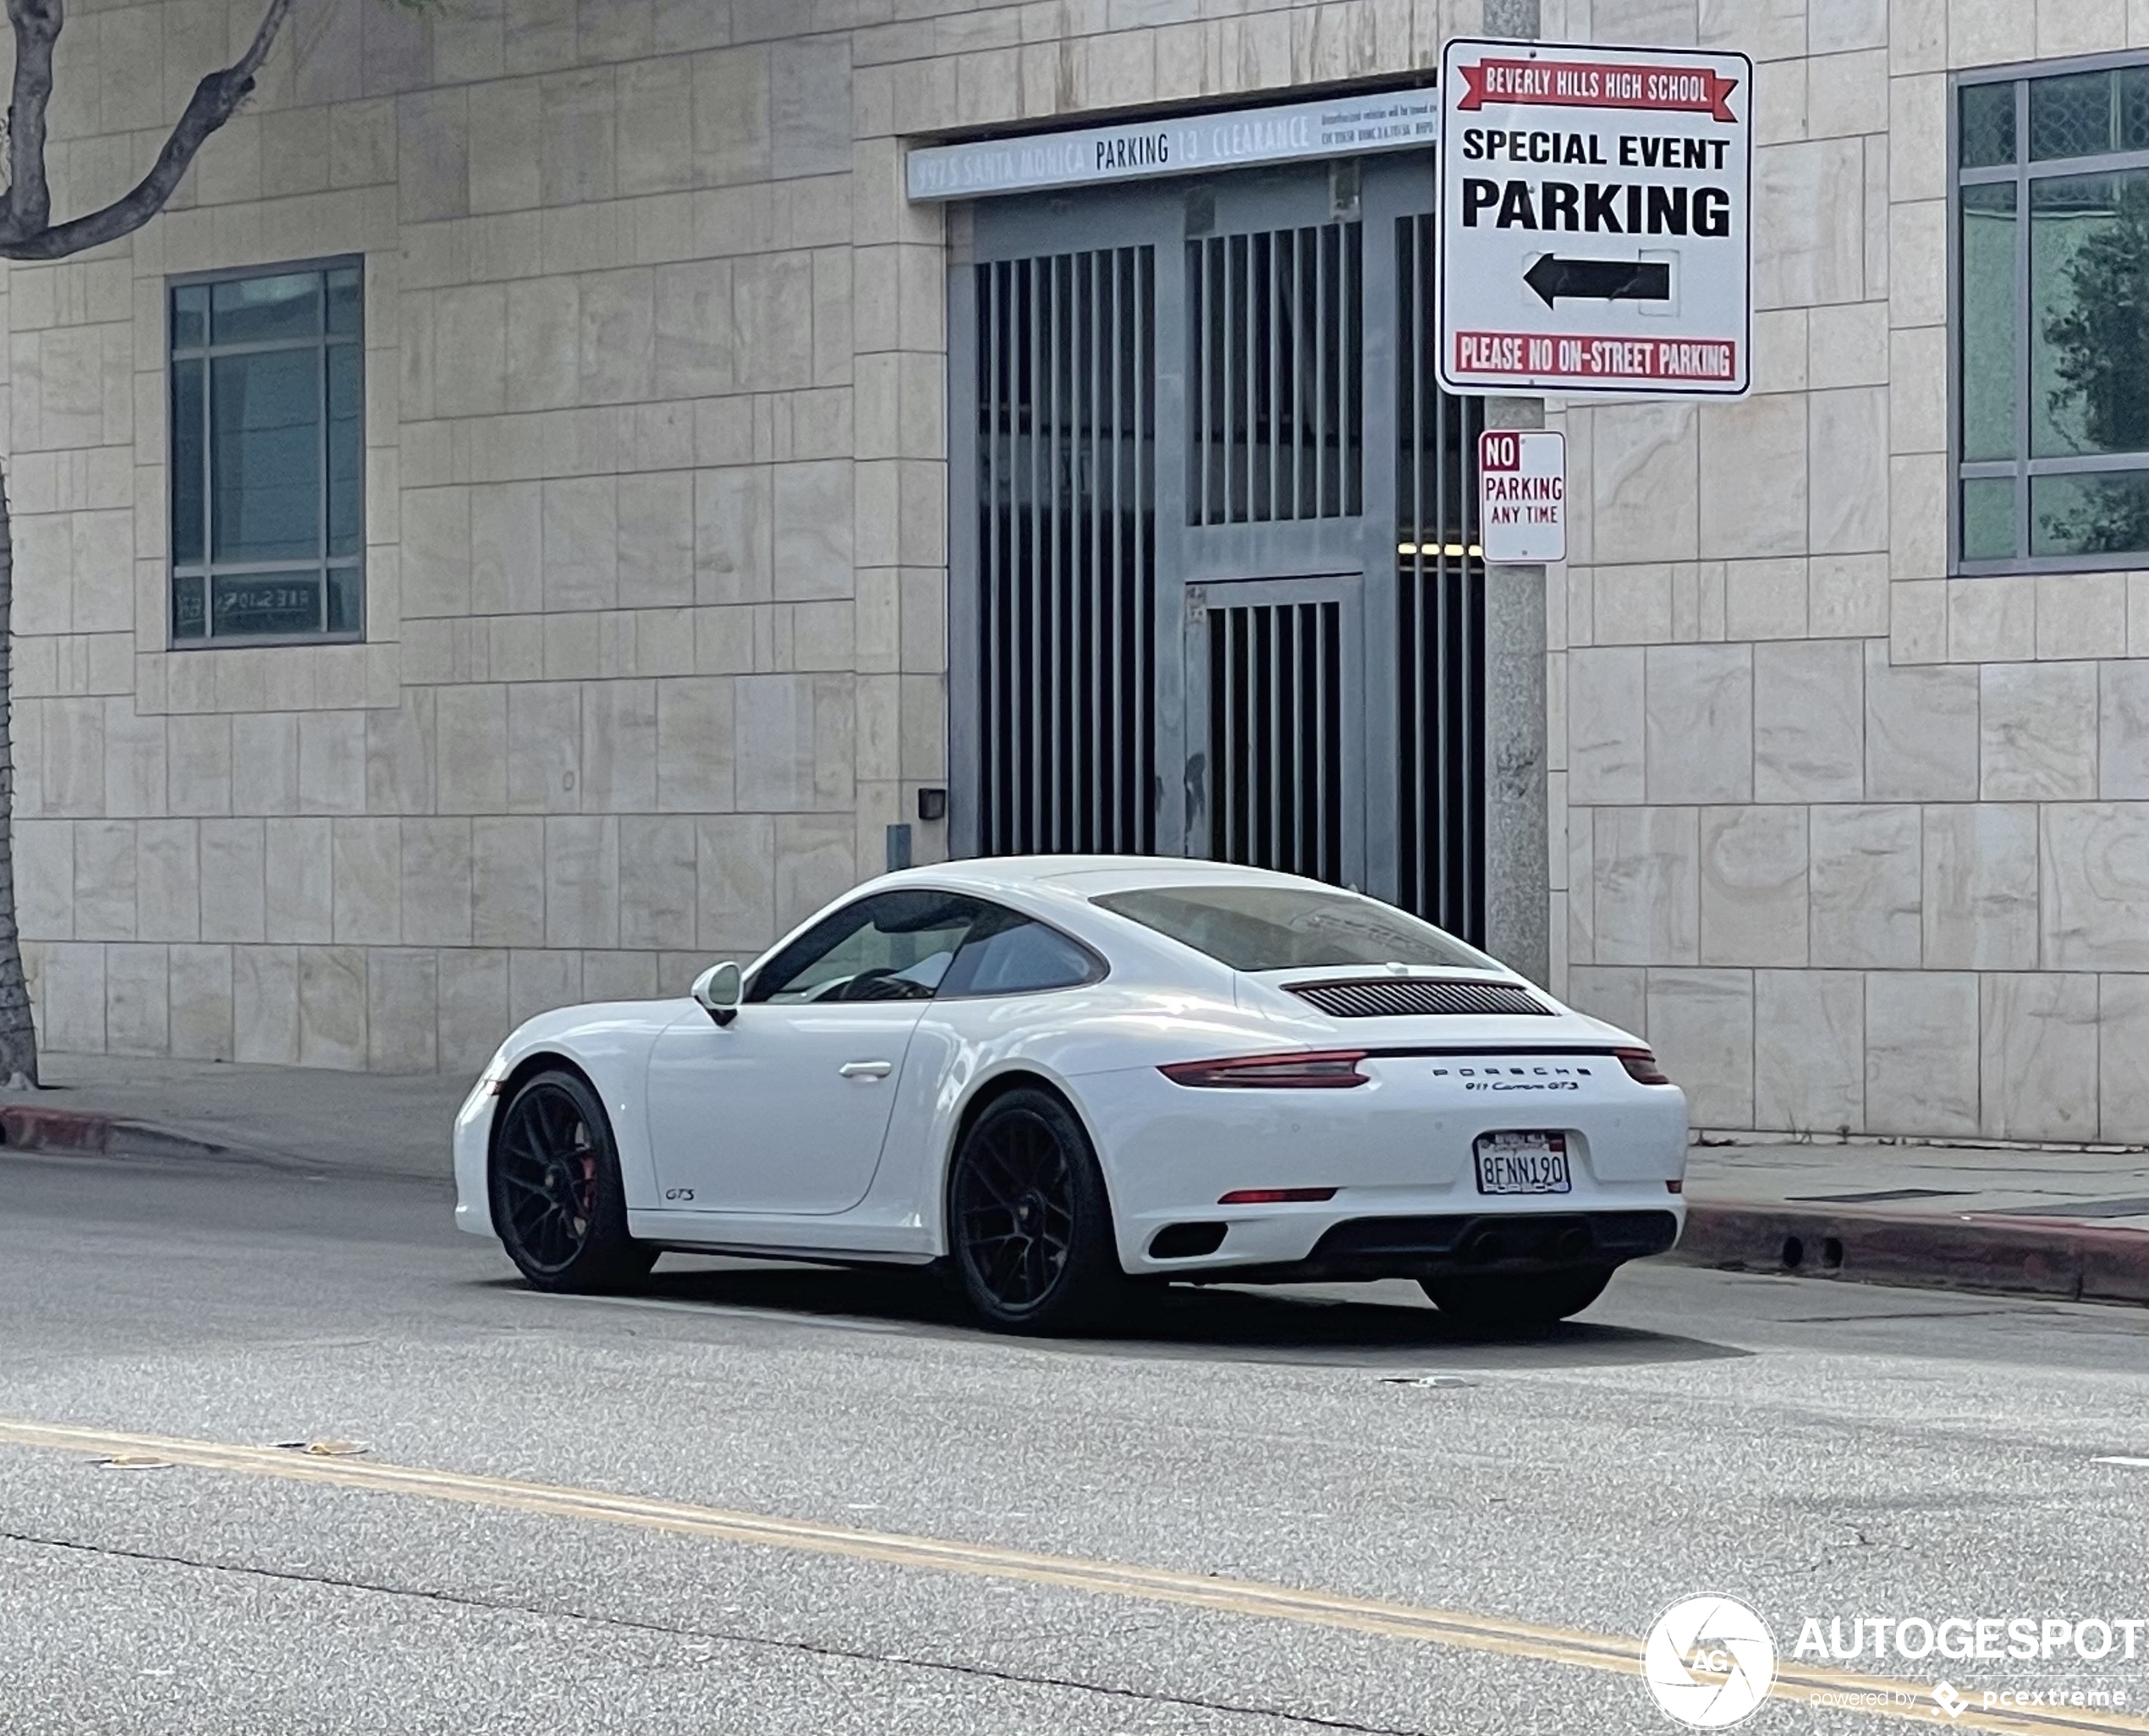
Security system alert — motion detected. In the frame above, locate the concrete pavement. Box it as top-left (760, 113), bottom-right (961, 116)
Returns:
top-left (8, 1051), bottom-right (2146, 1309)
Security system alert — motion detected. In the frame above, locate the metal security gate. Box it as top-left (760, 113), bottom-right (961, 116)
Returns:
top-left (968, 248), bottom-right (1157, 855)
top-left (1185, 576), bottom-right (1360, 884)
top-left (1396, 212), bottom-right (1486, 937)
top-left (949, 151), bottom-right (1486, 938)
top-left (1185, 222), bottom-right (1361, 525)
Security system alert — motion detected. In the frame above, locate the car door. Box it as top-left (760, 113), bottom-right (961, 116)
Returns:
top-left (643, 889), bottom-right (982, 1216)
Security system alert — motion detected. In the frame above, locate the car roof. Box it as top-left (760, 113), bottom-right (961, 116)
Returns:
top-left (771, 855), bottom-right (1509, 986)
top-left (892, 854), bottom-right (1327, 899)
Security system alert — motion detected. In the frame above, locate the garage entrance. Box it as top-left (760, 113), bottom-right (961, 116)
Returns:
top-left (948, 153), bottom-right (1486, 940)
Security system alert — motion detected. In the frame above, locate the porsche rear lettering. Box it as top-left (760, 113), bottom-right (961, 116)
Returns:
top-left (1431, 1064), bottom-right (1594, 1077)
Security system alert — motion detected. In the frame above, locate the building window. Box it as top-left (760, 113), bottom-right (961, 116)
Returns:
top-left (168, 260), bottom-right (364, 643)
top-left (1954, 61), bottom-right (2147, 572)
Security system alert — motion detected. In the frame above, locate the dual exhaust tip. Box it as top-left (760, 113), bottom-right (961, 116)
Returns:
top-left (1459, 1222), bottom-right (1592, 1266)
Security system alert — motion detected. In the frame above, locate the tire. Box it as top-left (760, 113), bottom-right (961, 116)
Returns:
top-left (489, 1068), bottom-right (656, 1294)
top-left (948, 1086), bottom-right (1127, 1335)
top-left (1420, 1265), bottom-right (1613, 1332)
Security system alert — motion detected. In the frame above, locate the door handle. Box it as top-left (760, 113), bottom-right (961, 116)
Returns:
top-left (838, 1060), bottom-right (893, 1080)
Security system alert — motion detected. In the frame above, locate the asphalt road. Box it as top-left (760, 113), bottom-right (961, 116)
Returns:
top-left (1, 1146), bottom-right (2144, 1736)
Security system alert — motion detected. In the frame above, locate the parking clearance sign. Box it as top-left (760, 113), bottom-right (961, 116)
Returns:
top-left (1438, 38), bottom-right (1753, 398)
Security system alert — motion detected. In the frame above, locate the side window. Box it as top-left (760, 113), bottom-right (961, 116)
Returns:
top-left (747, 891), bottom-right (981, 1004)
top-left (938, 905), bottom-right (1105, 998)
top-left (1954, 63), bottom-right (2148, 570)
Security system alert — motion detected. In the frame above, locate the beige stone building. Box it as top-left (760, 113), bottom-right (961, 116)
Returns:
top-left (4, 0), bottom-right (2146, 1144)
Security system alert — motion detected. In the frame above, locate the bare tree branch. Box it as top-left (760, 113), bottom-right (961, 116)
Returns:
top-left (0, 0), bottom-right (295, 261)
top-left (3, 0), bottom-right (63, 239)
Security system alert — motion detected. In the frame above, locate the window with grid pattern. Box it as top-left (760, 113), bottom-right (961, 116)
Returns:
top-left (168, 260), bottom-right (365, 643)
top-left (1954, 63), bottom-right (2147, 572)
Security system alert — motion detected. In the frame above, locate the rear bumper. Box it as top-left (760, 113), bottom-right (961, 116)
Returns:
top-left (1080, 1052), bottom-right (1689, 1277)
top-left (1178, 1207), bottom-right (1682, 1284)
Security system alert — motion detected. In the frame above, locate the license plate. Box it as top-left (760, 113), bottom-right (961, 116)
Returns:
top-left (1474, 1131), bottom-right (1570, 1195)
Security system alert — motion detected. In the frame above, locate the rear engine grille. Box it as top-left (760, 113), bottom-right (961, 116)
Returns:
top-left (1287, 978), bottom-right (1549, 1019)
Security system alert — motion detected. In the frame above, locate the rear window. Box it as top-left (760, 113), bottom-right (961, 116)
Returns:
top-left (1091, 884), bottom-right (1495, 973)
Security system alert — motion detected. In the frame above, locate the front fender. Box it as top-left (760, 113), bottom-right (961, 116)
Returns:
top-left (456, 1002), bottom-right (684, 1230)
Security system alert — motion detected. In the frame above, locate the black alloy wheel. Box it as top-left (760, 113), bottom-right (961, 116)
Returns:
top-left (949, 1087), bottom-right (1126, 1334)
top-left (490, 1069), bottom-right (654, 1294)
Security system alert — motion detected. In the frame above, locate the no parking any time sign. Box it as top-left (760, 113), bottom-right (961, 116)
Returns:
top-left (1438, 37), bottom-right (1754, 399)
top-left (1478, 430), bottom-right (1566, 564)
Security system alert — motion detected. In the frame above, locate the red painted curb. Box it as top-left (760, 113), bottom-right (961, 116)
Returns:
top-left (0, 1103), bottom-right (120, 1153)
top-left (1674, 1201), bottom-right (2149, 1307)
top-left (0, 1103), bottom-right (227, 1162)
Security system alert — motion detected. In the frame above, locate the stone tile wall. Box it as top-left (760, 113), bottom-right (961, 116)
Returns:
top-left (1, 0), bottom-right (1486, 1072)
top-left (1547, 0), bottom-right (2149, 1140)
top-left (9, 0), bottom-right (2147, 1143)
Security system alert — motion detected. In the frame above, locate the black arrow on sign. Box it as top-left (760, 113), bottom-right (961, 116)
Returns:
top-left (1523, 255), bottom-right (1672, 308)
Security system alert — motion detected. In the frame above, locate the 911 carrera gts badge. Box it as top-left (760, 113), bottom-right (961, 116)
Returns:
top-left (664, 1188), bottom-right (695, 1201)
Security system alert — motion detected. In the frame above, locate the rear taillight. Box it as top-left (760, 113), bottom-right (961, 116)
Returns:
top-left (1218, 1187), bottom-right (1338, 1205)
top-left (1159, 1050), bottom-right (1370, 1090)
top-left (1617, 1048), bottom-right (1671, 1085)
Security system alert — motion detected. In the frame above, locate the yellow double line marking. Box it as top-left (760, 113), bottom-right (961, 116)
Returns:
top-left (0, 1417), bottom-right (2135, 1736)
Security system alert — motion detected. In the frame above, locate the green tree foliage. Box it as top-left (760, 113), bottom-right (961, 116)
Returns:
top-left (2040, 175), bottom-right (2149, 554)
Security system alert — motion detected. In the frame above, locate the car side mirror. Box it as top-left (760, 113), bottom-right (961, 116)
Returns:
top-left (690, 960), bottom-right (743, 1027)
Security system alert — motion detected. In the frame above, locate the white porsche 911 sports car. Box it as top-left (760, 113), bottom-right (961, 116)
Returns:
top-left (454, 856), bottom-right (1688, 1333)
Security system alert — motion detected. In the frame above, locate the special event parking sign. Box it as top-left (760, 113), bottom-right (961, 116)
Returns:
top-left (1438, 38), bottom-right (1754, 398)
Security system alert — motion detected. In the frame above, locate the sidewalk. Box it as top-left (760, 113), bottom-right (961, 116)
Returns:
top-left (2, 1053), bottom-right (472, 1182)
top-left (4, 1053), bottom-right (2145, 1306)
top-left (1677, 1142), bottom-right (2149, 1306)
